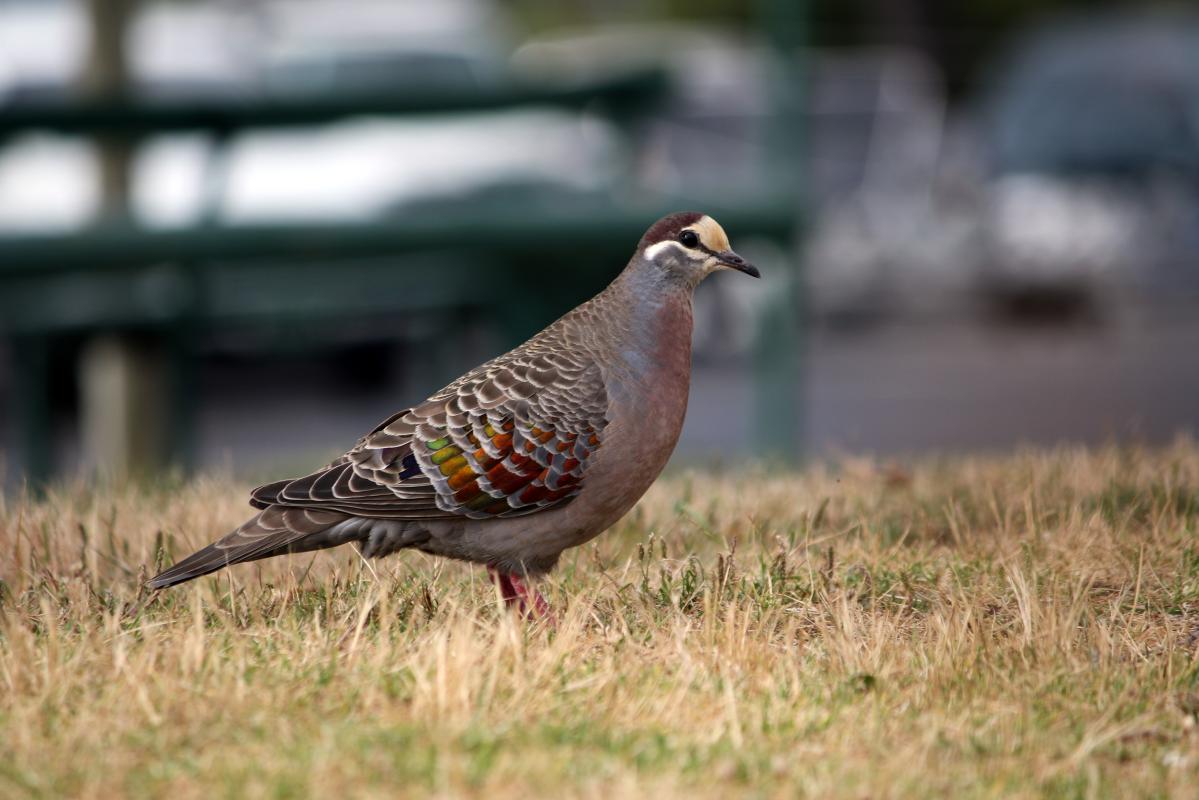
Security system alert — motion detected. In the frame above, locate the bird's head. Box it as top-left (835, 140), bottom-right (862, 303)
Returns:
top-left (637, 211), bottom-right (760, 286)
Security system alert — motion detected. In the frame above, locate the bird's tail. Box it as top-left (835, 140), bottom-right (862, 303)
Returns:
top-left (147, 506), bottom-right (351, 589)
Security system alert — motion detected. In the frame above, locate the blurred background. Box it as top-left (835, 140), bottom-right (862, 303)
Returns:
top-left (0, 0), bottom-right (1196, 487)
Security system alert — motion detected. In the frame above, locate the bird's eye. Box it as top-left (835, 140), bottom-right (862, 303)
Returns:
top-left (679, 230), bottom-right (699, 248)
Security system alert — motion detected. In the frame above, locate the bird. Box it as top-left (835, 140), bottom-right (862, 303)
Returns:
top-left (148, 212), bottom-right (760, 617)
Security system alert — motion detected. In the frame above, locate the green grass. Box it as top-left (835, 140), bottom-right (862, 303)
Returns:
top-left (2, 442), bottom-right (1199, 797)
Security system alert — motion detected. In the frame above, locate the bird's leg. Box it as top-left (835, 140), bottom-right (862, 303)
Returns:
top-left (487, 566), bottom-right (520, 607)
top-left (507, 573), bottom-right (553, 621)
top-left (487, 566), bottom-right (553, 623)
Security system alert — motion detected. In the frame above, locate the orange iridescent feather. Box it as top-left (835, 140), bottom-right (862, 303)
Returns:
top-left (417, 417), bottom-right (600, 517)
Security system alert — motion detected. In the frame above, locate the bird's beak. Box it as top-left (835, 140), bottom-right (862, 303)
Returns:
top-left (716, 250), bottom-right (760, 278)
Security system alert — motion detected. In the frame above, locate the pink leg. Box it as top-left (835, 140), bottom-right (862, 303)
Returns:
top-left (507, 573), bottom-right (553, 621)
top-left (487, 566), bottom-right (520, 606)
top-left (487, 566), bottom-right (554, 624)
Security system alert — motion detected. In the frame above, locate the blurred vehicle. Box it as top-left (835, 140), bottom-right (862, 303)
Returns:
top-left (260, 0), bottom-right (511, 94)
top-left (979, 11), bottom-right (1199, 309)
top-left (801, 48), bottom-right (975, 321)
top-left (804, 11), bottom-right (1199, 322)
top-left (516, 24), bottom-right (777, 200)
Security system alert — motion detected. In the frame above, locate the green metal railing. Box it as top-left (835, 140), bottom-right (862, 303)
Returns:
top-left (0, 63), bottom-right (802, 483)
top-left (0, 70), bottom-right (667, 140)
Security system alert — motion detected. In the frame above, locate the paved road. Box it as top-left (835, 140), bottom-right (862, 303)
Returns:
top-left (687, 304), bottom-right (1199, 459)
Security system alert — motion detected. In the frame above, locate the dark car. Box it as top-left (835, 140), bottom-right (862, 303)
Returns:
top-left (980, 11), bottom-right (1199, 303)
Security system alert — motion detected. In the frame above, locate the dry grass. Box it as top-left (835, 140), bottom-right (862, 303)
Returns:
top-left (2, 442), bottom-right (1199, 798)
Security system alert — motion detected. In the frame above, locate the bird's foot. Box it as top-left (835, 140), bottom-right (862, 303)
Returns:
top-left (487, 566), bottom-right (554, 625)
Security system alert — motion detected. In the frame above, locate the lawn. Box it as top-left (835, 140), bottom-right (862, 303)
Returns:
top-left (2, 442), bottom-right (1198, 798)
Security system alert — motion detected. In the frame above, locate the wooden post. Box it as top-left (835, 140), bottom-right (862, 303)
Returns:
top-left (78, 335), bottom-right (168, 477)
top-left (82, 0), bottom-right (133, 219)
top-left (77, 0), bottom-right (173, 479)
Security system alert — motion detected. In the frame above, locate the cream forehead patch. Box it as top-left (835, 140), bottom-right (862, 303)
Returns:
top-left (692, 216), bottom-right (731, 252)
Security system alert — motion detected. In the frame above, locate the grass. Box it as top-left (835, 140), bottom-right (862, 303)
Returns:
top-left (2, 442), bottom-right (1199, 798)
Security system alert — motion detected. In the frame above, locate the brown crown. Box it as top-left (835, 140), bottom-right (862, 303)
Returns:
top-left (638, 211), bottom-right (706, 251)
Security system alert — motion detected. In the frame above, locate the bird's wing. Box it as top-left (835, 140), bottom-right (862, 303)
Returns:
top-left (146, 505), bottom-right (352, 589)
top-left (250, 343), bottom-right (608, 520)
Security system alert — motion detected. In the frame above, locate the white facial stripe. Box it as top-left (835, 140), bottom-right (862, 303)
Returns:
top-left (645, 240), bottom-right (690, 261)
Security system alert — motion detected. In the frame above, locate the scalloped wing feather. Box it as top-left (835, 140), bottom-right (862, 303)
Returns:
top-left (249, 345), bottom-right (607, 521)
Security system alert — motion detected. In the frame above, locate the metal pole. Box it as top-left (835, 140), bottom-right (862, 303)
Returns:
top-left (753, 0), bottom-right (806, 462)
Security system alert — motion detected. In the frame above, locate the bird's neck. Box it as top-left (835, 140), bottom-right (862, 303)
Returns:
top-left (605, 262), bottom-right (695, 387)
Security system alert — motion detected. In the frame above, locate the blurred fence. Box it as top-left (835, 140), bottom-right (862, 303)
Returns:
top-left (0, 0), bottom-right (807, 484)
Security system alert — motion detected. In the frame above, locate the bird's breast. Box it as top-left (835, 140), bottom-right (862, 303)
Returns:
top-left (577, 294), bottom-right (694, 525)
